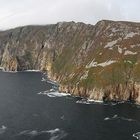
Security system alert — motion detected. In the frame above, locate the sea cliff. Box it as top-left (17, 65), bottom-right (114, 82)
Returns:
top-left (0, 20), bottom-right (140, 103)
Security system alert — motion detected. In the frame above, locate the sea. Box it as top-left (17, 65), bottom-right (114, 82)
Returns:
top-left (0, 71), bottom-right (139, 140)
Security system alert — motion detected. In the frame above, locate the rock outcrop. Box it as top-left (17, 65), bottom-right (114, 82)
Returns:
top-left (0, 20), bottom-right (140, 103)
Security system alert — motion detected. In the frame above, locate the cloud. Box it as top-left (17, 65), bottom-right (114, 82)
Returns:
top-left (0, 0), bottom-right (139, 29)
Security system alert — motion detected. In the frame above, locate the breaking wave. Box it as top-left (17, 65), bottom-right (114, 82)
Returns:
top-left (41, 77), bottom-right (47, 82)
top-left (16, 128), bottom-right (68, 140)
top-left (24, 70), bottom-right (40, 72)
top-left (76, 98), bottom-right (103, 105)
top-left (104, 114), bottom-right (136, 122)
top-left (133, 132), bottom-right (140, 140)
top-left (37, 90), bottom-right (71, 97)
top-left (76, 98), bottom-right (127, 106)
top-left (47, 128), bottom-right (68, 140)
top-left (0, 125), bottom-right (7, 134)
top-left (47, 80), bottom-right (58, 86)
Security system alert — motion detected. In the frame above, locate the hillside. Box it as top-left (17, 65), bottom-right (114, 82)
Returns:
top-left (0, 20), bottom-right (140, 103)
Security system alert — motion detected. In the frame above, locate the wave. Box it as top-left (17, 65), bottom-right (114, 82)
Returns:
top-left (88, 99), bottom-right (104, 103)
top-left (104, 114), bottom-right (118, 121)
top-left (76, 98), bottom-right (128, 106)
top-left (104, 114), bottom-right (136, 122)
top-left (2, 71), bottom-right (17, 73)
top-left (47, 80), bottom-right (59, 86)
top-left (133, 132), bottom-right (140, 140)
top-left (37, 90), bottom-right (71, 97)
top-left (16, 128), bottom-right (68, 140)
top-left (60, 115), bottom-right (65, 120)
top-left (24, 70), bottom-right (40, 72)
top-left (76, 99), bottom-right (91, 104)
top-left (75, 99), bottom-right (127, 105)
top-left (76, 99), bottom-right (103, 105)
top-left (47, 128), bottom-right (68, 140)
top-left (41, 77), bottom-right (47, 82)
top-left (1, 70), bottom-right (40, 73)
top-left (17, 130), bottom-right (38, 137)
top-left (0, 67), bottom-right (5, 71)
top-left (0, 125), bottom-right (7, 134)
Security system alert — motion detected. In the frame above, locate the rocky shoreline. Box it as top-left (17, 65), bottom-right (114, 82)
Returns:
top-left (58, 83), bottom-right (140, 104)
top-left (47, 72), bottom-right (140, 104)
top-left (1, 68), bottom-right (140, 104)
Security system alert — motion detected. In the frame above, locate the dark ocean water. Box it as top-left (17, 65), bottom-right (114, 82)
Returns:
top-left (0, 71), bottom-right (140, 140)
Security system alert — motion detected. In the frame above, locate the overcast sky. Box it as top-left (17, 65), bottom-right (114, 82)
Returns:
top-left (0, 0), bottom-right (139, 29)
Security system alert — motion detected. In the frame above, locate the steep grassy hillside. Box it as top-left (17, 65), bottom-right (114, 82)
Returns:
top-left (0, 20), bottom-right (140, 103)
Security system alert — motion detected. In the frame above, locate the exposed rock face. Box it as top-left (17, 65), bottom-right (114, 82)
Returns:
top-left (0, 20), bottom-right (140, 103)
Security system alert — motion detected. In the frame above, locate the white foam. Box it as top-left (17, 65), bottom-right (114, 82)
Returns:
top-left (88, 99), bottom-right (103, 103)
top-left (0, 125), bottom-right (7, 134)
top-left (47, 128), bottom-right (68, 140)
top-left (17, 128), bottom-right (68, 140)
top-left (76, 99), bottom-right (126, 106)
top-left (1, 70), bottom-right (40, 73)
top-left (18, 130), bottom-right (30, 135)
top-left (24, 70), bottom-right (40, 72)
top-left (41, 77), bottom-right (47, 82)
top-left (133, 132), bottom-right (140, 140)
top-left (0, 67), bottom-right (5, 71)
top-left (28, 130), bottom-right (38, 136)
top-left (37, 91), bottom-right (48, 95)
top-left (104, 115), bottom-right (118, 121)
top-left (17, 130), bottom-right (38, 137)
top-left (38, 91), bottom-right (70, 97)
top-left (104, 114), bottom-right (136, 122)
top-left (76, 99), bottom-right (103, 105)
top-left (104, 117), bottom-right (110, 121)
top-left (3, 71), bottom-right (17, 73)
top-left (121, 117), bottom-right (135, 122)
top-left (47, 80), bottom-right (58, 85)
top-left (47, 92), bottom-right (70, 97)
top-left (47, 128), bottom-right (60, 134)
top-left (1, 125), bottom-right (6, 129)
top-left (60, 115), bottom-right (65, 120)
top-left (76, 100), bottom-right (90, 104)
top-left (112, 114), bottom-right (118, 119)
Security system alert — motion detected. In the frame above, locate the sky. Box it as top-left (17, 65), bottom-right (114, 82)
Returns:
top-left (0, 0), bottom-right (139, 29)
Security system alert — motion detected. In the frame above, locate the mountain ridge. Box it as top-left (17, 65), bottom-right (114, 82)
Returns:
top-left (1, 19), bottom-right (140, 31)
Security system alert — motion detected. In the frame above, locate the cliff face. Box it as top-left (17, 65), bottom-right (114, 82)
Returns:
top-left (0, 20), bottom-right (140, 103)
